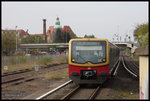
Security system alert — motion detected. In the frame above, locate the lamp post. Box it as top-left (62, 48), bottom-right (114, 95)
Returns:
top-left (66, 33), bottom-right (67, 43)
top-left (15, 26), bottom-right (18, 52)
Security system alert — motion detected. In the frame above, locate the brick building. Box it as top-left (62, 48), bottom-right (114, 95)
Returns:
top-left (47, 17), bottom-right (76, 43)
top-left (2, 29), bottom-right (29, 38)
top-left (2, 17), bottom-right (76, 43)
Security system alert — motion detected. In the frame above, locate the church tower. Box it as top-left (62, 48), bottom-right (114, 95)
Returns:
top-left (53, 17), bottom-right (63, 43)
top-left (54, 17), bottom-right (62, 29)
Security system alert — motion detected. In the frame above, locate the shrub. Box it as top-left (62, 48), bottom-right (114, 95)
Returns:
top-left (38, 57), bottom-right (53, 65)
top-left (19, 57), bottom-right (27, 63)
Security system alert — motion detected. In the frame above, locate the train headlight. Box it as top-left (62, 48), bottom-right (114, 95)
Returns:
top-left (72, 59), bottom-right (75, 62)
top-left (102, 59), bottom-right (106, 62)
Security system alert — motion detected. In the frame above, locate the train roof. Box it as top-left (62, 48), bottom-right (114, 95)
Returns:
top-left (70, 38), bottom-right (119, 48)
top-left (70, 38), bottom-right (109, 42)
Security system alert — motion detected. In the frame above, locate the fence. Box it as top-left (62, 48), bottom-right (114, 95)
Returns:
top-left (2, 54), bottom-right (66, 67)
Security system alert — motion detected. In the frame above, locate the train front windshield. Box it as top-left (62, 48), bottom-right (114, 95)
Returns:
top-left (71, 41), bottom-right (106, 64)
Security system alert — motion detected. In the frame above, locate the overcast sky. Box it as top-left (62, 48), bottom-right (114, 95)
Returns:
top-left (2, 1), bottom-right (148, 42)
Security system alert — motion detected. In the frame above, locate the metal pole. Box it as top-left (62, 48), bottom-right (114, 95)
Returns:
top-left (66, 33), bottom-right (67, 43)
top-left (117, 25), bottom-right (119, 42)
top-left (16, 26), bottom-right (18, 52)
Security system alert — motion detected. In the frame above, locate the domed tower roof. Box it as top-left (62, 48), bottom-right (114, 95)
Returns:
top-left (54, 17), bottom-right (62, 29)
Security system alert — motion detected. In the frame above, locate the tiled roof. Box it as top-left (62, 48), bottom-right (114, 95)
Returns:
top-left (2, 29), bottom-right (29, 36)
top-left (47, 25), bottom-right (76, 38)
top-left (62, 26), bottom-right (76, 37)
top-left (17, 29), bottom-right (29, 35)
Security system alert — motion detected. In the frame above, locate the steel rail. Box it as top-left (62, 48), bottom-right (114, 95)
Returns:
top-left (113, 57), bottom-right (121, 76)
top-left (2, 63), bottom-right (67, 77)
top-left (124, 56), bottom-right (139, 68)
top-left (61, 85), bottom-right (80, 100)
top-left (109, 57), bottom-right (120, 74)
top-left (2, 69), bottom-right (32, 77)
top-left (123, 56), bottom-right (139, 75)
top-left (126, 56), bottom-right (139, 68)
top-left (122, 57), bottom-right (137, 77)
top-left (36, 80), bottom-right (72, 100)
top-left (89, 86), bottom-right (101, 100)
top-left (124, 56), bottom-right (139, 74)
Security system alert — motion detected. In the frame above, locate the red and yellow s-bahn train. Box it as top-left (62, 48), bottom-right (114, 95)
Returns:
top-left (68, 38), bottom-right (120, 84)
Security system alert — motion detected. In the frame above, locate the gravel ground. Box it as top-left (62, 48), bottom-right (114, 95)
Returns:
top-left (2, 59), bottom-right (139, 100)
top-left (44, 60), bottom-right (139, 100)
top-left (95, 60), bottom-right (139, 100)
top-left (2, 64), bottom-right (68, 100)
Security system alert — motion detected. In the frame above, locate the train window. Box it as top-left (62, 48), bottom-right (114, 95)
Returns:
top-left (71, 41), bottom-right (106, 64)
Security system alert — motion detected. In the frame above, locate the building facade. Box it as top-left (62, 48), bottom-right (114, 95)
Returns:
top-left (47, 17), bottom-right (76, 43)
top-left (2, 17), bottom-right (76, 43)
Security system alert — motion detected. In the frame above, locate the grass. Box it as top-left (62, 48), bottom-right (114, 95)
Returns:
top-left (1, 62), bottom-right (36, 73)
top-left (43, 68), bottom-right (68, 80)
top-left (52, 56), bottom-right (67, 64)
top-left (38, 57), bottom-right (53, 65)
top-left (1, 55), bottom-right (67, 73)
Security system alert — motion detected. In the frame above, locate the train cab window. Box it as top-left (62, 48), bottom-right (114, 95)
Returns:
top-left (71, 41), bottom-right (106, 64)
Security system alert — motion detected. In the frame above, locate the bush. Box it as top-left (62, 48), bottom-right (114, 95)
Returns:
top-left (19, 57), bottom-right (27, 63)
top-left (10, 57), bottom-right (17, 65)
top-left (38, 57), bottom-right (53, 65)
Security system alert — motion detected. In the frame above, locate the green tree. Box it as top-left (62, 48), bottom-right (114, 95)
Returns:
top-left (134, 23), bottom-right (149, 46)
top-left (22, 35), bottom-right (45, 44)
top-left (2, 30), bottom-right (18, 55)
top-left (85, 35), bottom-right (95, 38)
top-left (72, 36), bottom-right (78, 39)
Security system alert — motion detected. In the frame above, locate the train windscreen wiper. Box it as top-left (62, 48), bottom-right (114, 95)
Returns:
top-left (77, 55), bottom-right (86, 63)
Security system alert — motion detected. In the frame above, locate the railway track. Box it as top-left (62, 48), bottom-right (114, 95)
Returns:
top-left (35, 80), bottom-right (101, 100)
top-left (112, 57), bottom-right (121, 76)
top-left (33, 58), bottom-right (121, 100)
top-left (2, 62), bottom-right (67, 77)
top-left (122, 56), bottom-right (139, 78)
top-left (125, 56), bottom-right (139, 68)
top-left (21, 55), bottom-right (138, 100)
top-left (36, 80), bottom-right (73, 100)
top-left (2, 63), bottom-right (67, 88)
top-left (61, 85), bottom-right (101, 100)
top-left (2, 75), bottom-right (38, 88)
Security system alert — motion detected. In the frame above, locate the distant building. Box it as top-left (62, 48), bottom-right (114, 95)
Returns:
top-left (2, 17), bottom-right (76, 43)
top-left (17, 29), bottom-right (29, 38)
top-left (84, 34), bottom-right (87, 38)
top-left (47, 17), bottom-right (76, 43)
top-left (2, 29), bottom-right (29, 38)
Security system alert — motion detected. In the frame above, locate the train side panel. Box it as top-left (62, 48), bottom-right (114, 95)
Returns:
top-left (109, 42), bottom-right (120, 74)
